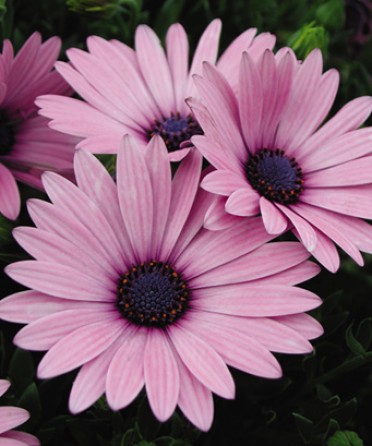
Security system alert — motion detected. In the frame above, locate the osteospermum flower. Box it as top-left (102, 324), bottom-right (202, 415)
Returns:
top-left (0, 32), bottom-right (76, 220)
top-left (36, 20), bottom-right (275, 161)
top-left (189, 48), bottom-right (372, 272)
top-left (0, 136), bottom-right (323, 431)
top-left (0, 379), bottom-right (39, 445)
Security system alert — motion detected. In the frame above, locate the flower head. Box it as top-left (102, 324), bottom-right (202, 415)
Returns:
top-left (0, 32), bottom-right (77, 220)
top-left (36, 20), bottom-right (275, 161)
top-left (0, 379), bottom-right (40, 445)
top-left (189, 48), bottom-right (372, 272)
top-left (0, 136), bottom-right (322, 431)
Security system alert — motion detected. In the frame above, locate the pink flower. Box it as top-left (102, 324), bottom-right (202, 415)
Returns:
top-left (189, 48), bottom-right (372, 272)
top-left (0, 32), bottom-right (77, 220)
top-left (0, 136), bottom-right (322, 431)
top-left (0, 379), bottom-right (39, 446)
top-left (36, 20), bottom-right (275, 161)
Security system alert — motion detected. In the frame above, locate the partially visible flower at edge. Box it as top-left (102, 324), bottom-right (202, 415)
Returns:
top-left (189, 48), bottom-right (372, 273)
top-left (0, 32), bottom-right (78, 220)
top-left (0, 136), bottom-right (323, 431)
top-left (36, 19), bottom-right (275, 161)
top-left (0, 379), bottom-right (40, 445)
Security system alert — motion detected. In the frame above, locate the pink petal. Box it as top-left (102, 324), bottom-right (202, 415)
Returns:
top-left (144, 330), bottom-right (180, 421)
top-left (74, 149), bottom-right (135, 264)
top-left (160, 148), bottom-right (202, 259)
top-left (177, 217), bottom-right (273, 278)
top-left (225, 187), bottom-right (260, 217)
top-left (189, 241), bottom-right (310, 288)
top-left (252, 260), bottom-right (320, 286)
top-left (0, 408), bottom-right (29, 435)
top-left (5, 261), bottom-right (115, 302)
top-left (0, 435), bottom-right (27, 446)
top-left (0, 431), bottom-right (39, 446)
top-left (300, 96), bottom-right (372, 156)
top-left (259, 197), bottom-right (287, 235)
top-left (0, 380), bottom-right (10, 397)
top-left (144, 136), bottom-right (172, 257)
top-left (181, 315), bottom-right (282, 377)
top-left (169, 325), bottom-right (235, 399)
top-left (239, 51), bottom-right (263, 152)
top-left (14, 308), bottom-right (117, 351)
top-left (201, 169), bottom-right (247, 196)
top-left (203, 196), bottom-right (239, 231)
top-left (193, 284), bottom-right (322, 316)
top-left (117, 135), bottom-right (153, 262)
top-left (277, 204), bottom-right (317, 252)
top-left (176, 354), bottom-right (214, 432)
top-left (166, 23), bottom-right (189, 114)
top-left (106, 328), bottom-right (146, 411)
top-left (186, 19), bottom-right (222, 97)
top-left (69, 337), bottom-right (123, 414)
top-left (0, 164), bottom-right (20, 220)
top-left (273, 314), bottom-right (324, 340)
top-left (37, 319), bottom-right (124, 379)
top-left (135, 25), bottom-right (175, 115)
top-left (303, 227), bottom-right (340, 273)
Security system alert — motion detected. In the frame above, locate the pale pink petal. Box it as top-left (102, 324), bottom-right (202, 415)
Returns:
top-left (117, 135), bottom-right (153, 261)
top-left (0, 291), bottom-right (102, 324)
top-left (277, 204), bottom-right (317, 252)
top-left (299, 96), bottom-right (372, 156)
top-left (144, 329), bottom-right (180, 422)
top-left (106, 328), bottom-right (146, 411)
top-left (0, 163), bottom-right (20, 220)
top-left (251, 260), bottom-right (320, 286)
top-left (203, 196), bottom-right (239, 231)
top-left (69, 337), bottom-right (123, 414)
top-left (14, 308), bottom-right (117, 351)
top-left (176, 356), bottom-right (214, 432)
top-left (37, 319), bottom-right (124, 379)
top-left (259, 197), bottom-right (287, 235)
top-left (168, 325), bottom-right (235, 399)
top-left (144, 136), bottom-right (172, 257)
top-left (176, 217), bottom-right (273, 277)
top-left (189, 241), bottom-right (309, 288)
top-left (293, 202), bottom-right (364, 266)
top-left (160, 148), bottom-right (202, 259)
top-left (301, 185), bottom-right (372, 220)
top-left (193, 284), bottom-right (321, 316)
top-left (135, 25), bottom-right (175, 115)
top-left (0, 408), bottom-right (29, 435)
top-left (239, 51), bottom-right (263, 152)
top-left (302, 227), bottom-right (340, 273)
top-left (5, 261), bottom-right (115, 302)
top-left (273, 314), bottom-right (324, 340)
top-left (181, 315), bottom-right (282, 377)
top-left (186, 19), bottom-right (222, 97)
top-left (305, 156), bottom-right (372, 187)
top-left (225, 187), bottom-right (260, 217)
top-left (167, 147), bottom-right (191, 162)
top-left (1, 430), bottom-right (39, 446)
top-left (0, 380), bottom-right (10, 397)
top-left (166, 23), bottom-right (189, 114)
top-left (201, 169), bottom-right (247, 196)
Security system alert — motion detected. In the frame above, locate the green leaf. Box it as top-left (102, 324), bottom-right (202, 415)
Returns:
top-left (8, 348), bottom-right (35, 394)
top-left (288, 21), bottom-right (329, 59)
top-left (17, 383), bottom-right (42, 430)
top-left (153, 0), bottom-right (186, 39)
top-left (121, 428), bottom-right (142, 446)
top-left (293, 412), bottom-right (314, 443)
top-left (315, 0), bottom-right (345, 31)
top-left (354, 318), bottom-right (372, 351)
top-left (345, 324), bottom-right (367, 357)
top-left (327, 430), bottom-right (364, 446)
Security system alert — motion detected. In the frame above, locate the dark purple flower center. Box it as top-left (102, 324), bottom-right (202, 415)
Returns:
top-left (246, 149), bottom-right (304, 205)
top-left (0, 113), bottom-right (15, 156)
top-left (117, 261), bottom-right (190, 327)
top-left (146, 112), bottom-right (203, 152)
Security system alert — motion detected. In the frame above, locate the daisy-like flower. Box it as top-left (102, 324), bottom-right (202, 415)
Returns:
top-left (189, 48), bottom-right (372, 272)
top-left (36, 20), bottom-right (275, 161)
top-left (0, 379), bottom-right (39, 445)
top-left (0, 136), bottom-right (323, 431)
top-left (0, 32), bottom-right (76, 220)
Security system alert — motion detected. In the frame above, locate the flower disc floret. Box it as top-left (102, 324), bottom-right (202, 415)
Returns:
top-left (147, 113), bottom-right (203, 152)
top-left (246, 149), bottom-right (304, 204)
top-left (117, 261), bottom-right (189, 327)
